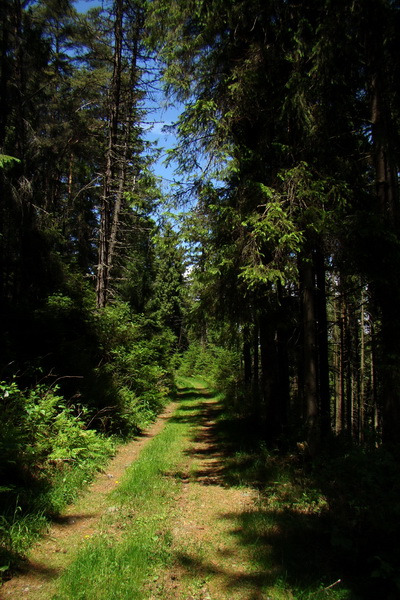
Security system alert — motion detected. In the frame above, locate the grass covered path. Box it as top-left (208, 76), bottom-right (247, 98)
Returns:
top-left (2, 377), bottom-right (355, 600)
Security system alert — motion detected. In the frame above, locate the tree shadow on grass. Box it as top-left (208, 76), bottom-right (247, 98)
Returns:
top-left (14, 557), bottom-right (62, 581)
top-left (173, 394), bottom-right (375, 599)
top-left (174, 550), bottom-right (277, 600)
top-left (0, 540), bottom-right (62, 585)
top-left (176, 387), bottom-right (219, 402)
top-left (221, 506), bottom-right (345, 598)
top-left (168, 388), bottom-right (220, 428)
top-left (167, 386), bottom-right (398, 598)
top-left (176, 388), bottom-right (201, 401)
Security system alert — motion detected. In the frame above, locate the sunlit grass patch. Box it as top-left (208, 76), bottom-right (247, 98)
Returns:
top-left (53, 390), bottom-right (198, 600)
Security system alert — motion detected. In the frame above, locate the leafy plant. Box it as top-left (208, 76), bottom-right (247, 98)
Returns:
top-left (0, 379), bottom-right (115, 571)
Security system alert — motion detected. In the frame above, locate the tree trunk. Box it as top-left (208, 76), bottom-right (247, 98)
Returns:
top-left (252, 319), bottom-right (260, 413)
top-left (370, 73), bottom-right (400, 444)
top-left (371, 323), bottom-right (379, 440)
top-left (359, 296), bottom-right (365, 443)
top-left (333, 296), bottom-right (342, 435)
top-left (0, 2), bottom-right (11, 145)
top-left (243, 325), bottom-right (252, 388)
top-left (260, 311), bottom-right (276, 438)
top-left (299, 249), bottom-right (319, 455)
top-left (338, 298), bottom-right (346, 434)
top-left (315, 246), bottom-right (331, 438)
top-left (96, 0), bottom-right (123, 308)
top-left (276, 317), bottom-right (289, 435)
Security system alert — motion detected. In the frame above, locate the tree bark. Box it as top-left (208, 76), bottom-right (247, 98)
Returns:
top-left (259, 310), bottom-right (281, 440)
top-left (96, 0), bottom-right (142, 308)
top-left (315, 246), bottom-right (331, 438)
top-left (252, 319), bottom-right (260, 413)
top-left (96, 0), bottom-right (123, 308)
top-left (299, 249), bottom-right (319, 455)
top-left (243, 325), bottom-right (252, 388)
top-left (359, 296), bottom-right (365, 443)
top-left (370, 73), bottom-right (400, 445)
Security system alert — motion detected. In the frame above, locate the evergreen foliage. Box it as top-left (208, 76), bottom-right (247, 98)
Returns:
top-left (148, 0), bottom-right (400, 450)
top-left (1, 0), bottom-right (400, 593)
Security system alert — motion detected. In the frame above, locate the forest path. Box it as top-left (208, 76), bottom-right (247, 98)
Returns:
top-left (145, 383), bottom-right (264, 600)
top-left (1, 400), bottom-right (180, 599)
top-left (2, 380), bottom-right (267, 600)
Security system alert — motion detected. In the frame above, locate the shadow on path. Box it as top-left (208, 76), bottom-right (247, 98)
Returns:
top-left (170, 383), bottom-right (360, 600)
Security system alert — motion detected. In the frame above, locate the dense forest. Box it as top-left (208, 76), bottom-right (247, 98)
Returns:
top-left (1, 0), bottom-right (400, 597)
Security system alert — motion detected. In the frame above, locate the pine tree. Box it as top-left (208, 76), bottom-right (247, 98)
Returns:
top-left (148, 0), bottom-right (400, 449)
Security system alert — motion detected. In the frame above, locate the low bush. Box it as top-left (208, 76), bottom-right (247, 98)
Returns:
top-left (0, 298), bottom-right (177, 575)
top-left (91, 305), bottom-right (175, 434)
top-left (0, 380), bottom-right (115, 573)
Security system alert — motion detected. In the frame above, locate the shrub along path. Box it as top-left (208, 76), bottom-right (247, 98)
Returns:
top-left (1, 398), bottom-right (180, 599)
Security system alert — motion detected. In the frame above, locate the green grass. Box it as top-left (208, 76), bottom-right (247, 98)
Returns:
top-left (0, 509), bottom-right (48, 561)
top-left (0, 452), bottom-right (115, 577)
top-left (48, 377), bottom-right (391, 600)
top-left (52, 377), bottom-right (205, 600)
top-left (203, 409), bottom-right (384, 600)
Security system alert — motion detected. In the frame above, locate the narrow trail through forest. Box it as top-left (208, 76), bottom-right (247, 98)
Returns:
top-left (148, 386), bottom-right (263, 600)
top-left (2, 381), bottom-right (267, 600)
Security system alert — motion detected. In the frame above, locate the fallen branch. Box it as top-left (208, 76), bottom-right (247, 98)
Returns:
top-left (324, 579), bottom-right (342, 590)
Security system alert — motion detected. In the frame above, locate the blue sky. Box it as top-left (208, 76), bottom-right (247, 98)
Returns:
top-left (74, 0), bottom-right (182, 192)
top-left (143, 107), bottom-right (182, 190)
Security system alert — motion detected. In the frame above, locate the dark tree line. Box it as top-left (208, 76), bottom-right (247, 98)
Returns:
top-left (149, 0), bottom-right (400, 452)
top-left (1, 0), bottom-right (400, 462)
top-left (0, 2), bottom-right (190, 571)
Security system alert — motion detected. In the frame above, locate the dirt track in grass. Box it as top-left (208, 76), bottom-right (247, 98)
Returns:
top-left (145, 386), bottom-right (266, 600)
top-left (2, 383), bottom-right (268, 600)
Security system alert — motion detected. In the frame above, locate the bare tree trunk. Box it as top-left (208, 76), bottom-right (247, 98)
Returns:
top-left (0, 2), bottom-right (11, 145)
top-left (359, 296), bottom-right (365, 443)
top-left (339, 299), bottom-right (346, 434)
top-left (370, 74), bottom-right (400, 444)
top-left (277, 318), bottom-right (289, 436)
top-left (371, 323), bottom-right (379, 440)
top-left (344, 301), bottom-right (354, 439)
top-left (96, 0), bottom-right (142, 308)
top-left (243, 325), bottom-right (252, 388)
top-left (260, 311), bottom-right (278, 439)
top-left (252, 319), bottom-right (260, 414)
top-left (96, 0), bottom-right (123, 308)
top-left (333, 296), bottom-right (342, 435)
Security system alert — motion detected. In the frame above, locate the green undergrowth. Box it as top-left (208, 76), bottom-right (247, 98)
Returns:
top-left (52, 376), bottom-right (205, 600)
top-left (5, 377), bottom-right (393, 599)
top-left (1, 297), bottom-right (176, 578)
top-left (0, 380), bottom-right (116, 577)
top-left (176, 343), bottom-right (240, 400)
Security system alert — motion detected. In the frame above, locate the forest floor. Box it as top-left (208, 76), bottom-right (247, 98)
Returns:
top-left (1, 378), bottom-right (352, 600)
